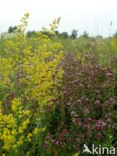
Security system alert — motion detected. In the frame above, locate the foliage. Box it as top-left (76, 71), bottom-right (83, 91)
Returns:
top-left (71, 30), bottom-right (78, 39)
top-left (8, 26), bottom-right (20, 34)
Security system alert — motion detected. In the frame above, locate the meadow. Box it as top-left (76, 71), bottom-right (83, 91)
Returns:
top-left (0, 13), bottom-right (117, 156)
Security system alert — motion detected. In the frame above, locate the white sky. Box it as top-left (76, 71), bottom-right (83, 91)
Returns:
top-left (0, 0), bottom-right (117, 36)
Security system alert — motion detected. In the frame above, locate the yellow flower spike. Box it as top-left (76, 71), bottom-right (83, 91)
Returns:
top-left (13, 144), bottom-right (17, 150)
top-left (11, 129), bottom-right (17, 136)
top-left (33, 128), bottom-right (39, 135)
top-left (24, 12), bottom-right (29, 18)
top-left (24, 110), bottom-right (30, 116)
top-left (27, 133), bottom-right (32, 142)
top-left (18, 127), bottom-right (24, 134)
top-left (17, 135), bottom-right (24, 147)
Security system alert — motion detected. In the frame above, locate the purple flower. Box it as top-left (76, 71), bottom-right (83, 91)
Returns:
top-left (96, 120), bottom-right (106, 130)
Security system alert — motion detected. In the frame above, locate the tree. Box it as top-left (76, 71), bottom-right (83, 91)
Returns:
top-left (27, 31), bottom-right (36, 38)
top-left (60, 32), bottom-right (69, 38)
top-left (83, 31), bottom-right (89, 38)
top-left (8, 26), bottom-right (19, 33)
top-left (71, 29), bottom-right (78, 39)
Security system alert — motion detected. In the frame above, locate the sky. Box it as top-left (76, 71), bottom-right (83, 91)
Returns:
top-left (0, 0), bottom-right (117, 37)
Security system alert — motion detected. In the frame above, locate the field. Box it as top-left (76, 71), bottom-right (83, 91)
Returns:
top-left (0, 13), bottom-right (117, 156)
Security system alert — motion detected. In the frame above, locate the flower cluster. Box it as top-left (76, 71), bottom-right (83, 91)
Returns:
top-left (0, 98), bottom-right (39, 154)
top-left (43, 55), bottom-right (117, 155)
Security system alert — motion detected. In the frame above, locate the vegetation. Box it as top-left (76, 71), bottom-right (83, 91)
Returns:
top-left (0, 13), bottom-right (117, 156)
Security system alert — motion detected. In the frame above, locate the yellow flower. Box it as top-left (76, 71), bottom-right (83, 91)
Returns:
top-left (18, 126), bottom-right (24, 133)
top-left (24, 110), bottom-right (30, 116)
top-left (33, 128), bottom-right (38, 135)
top-left (11, 98), bottom-right (21, 112)
top-left (27, 133), bottom-right (32, 142)
top-left (17, 136), bottom-right (24, 147)
top-left (13, 144), bottom-right (17, 149)
top-left (11, 129), bottom-right (17, 135)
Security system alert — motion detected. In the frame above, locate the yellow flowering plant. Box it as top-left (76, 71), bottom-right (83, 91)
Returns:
top-left (0, 13), bottom-right (63, 155)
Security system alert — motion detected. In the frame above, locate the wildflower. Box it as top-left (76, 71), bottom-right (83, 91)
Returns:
top-left (17, 136), bottom-right (24, 147)
top-left (33, 128), bottom-right (38, 135)
top-left (27, 133), bottom-right (32, 142)
top-left (24, 110), bottom-right (30, 116)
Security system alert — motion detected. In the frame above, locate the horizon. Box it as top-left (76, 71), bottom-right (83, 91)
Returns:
top-left (0, 0), bottom-right (117, 37)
